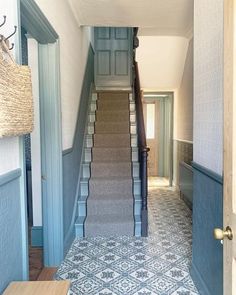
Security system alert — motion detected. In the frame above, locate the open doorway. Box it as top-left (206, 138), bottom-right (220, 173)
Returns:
top-left (21, 26), bottom-right (44, 281)
top-left (19, 0), bottom-right (63, 279)
top-left (143, 92), bottom-right (173, 188)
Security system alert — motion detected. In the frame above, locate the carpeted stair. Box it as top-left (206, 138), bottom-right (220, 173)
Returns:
top-left (85, 92), bottom-right (134, 237)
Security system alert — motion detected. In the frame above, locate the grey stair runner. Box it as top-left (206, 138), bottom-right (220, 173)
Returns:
top-left (85, 92), bottom-right (134, 236)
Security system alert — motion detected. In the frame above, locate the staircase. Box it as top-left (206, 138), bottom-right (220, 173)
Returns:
top-left (75, 91), bottom-right (142, 237)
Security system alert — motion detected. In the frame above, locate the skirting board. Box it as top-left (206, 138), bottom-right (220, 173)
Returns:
top-left (31, 226), bottom-right (43, 247)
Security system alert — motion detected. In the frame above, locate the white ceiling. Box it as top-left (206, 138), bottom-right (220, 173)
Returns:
top-left (68, 0), bottom-right (193, 37)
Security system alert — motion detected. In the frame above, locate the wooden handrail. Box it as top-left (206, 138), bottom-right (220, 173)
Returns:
top-left (133, 56), bottom-right (149, 237)
top-left (134, 62), bottom-right (147, 150)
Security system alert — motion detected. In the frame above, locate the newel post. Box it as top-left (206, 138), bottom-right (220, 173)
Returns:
top-left (141, 147), bottom-right (149, 237)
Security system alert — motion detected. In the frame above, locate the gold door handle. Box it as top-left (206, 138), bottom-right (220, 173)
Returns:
top-left (213, 226), bottom-right (233, 240)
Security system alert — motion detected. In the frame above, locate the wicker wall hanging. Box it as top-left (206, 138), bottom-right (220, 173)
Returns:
top-left (0, 37), bottom-right (34, 138)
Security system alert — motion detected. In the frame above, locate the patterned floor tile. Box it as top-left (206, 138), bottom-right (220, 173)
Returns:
top-left (56, 187), bottom-right (199, 295)
top-left (130, 267), bottom-right (155, 282)
top-left (170, 286), bottom-right (199, 295)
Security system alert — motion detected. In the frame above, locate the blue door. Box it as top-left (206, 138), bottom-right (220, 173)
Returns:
top-left (95, 27), bottom-right (132, 88)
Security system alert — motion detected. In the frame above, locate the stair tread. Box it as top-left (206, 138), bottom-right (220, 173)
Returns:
top-left (96, 110), bottom-right (129, 114)
top-left (94, 133), bottom-right (131, 137)
top-left (91, 161), bottom-right (131, 164)
top-left (95, 122), bottom-right (130, 127)
top-left (81, 176), bottom-right (140, 182)
top-left (88, 194), bottom-right (133, 200)
top-left (77, 91), bottom-right (140, 238)
top-left (86, 214), bottom-right (134, 223)
top-left (90, 176), bottom-right (132, 181)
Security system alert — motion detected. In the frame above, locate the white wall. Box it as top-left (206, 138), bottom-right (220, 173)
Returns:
top-left (175, 38), bottom-right (193, 141)
top-left (194, 0), bottom-right (223, 175)
top-left (0, 0), bottom-right (21, 175)
top-left (0, 0), bottom-right (92, 174)
top-left (35, 0), bottom-right (92, 150)
top-left (136, 36), bottom-right (189, 90)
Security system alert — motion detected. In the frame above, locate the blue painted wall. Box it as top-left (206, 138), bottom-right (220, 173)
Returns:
top-left (0, 169), bottom-right (24, 293)
top-left (191, 162), bottom-right (223, 295)
top-left (62, 46), bottom-right (94, 253)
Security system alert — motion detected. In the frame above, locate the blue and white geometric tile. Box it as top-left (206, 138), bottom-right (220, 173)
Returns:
top-left (55, 187), bottom-right (200, 295)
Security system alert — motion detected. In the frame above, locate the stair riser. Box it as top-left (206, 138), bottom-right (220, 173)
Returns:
top-left (98, 93), bottom-right (129, 100)
top-left (84, 148), bottom-right (139, 163)
top-left (78, 200), bottom-right (86, 216)
top-left (87, 200), bottom-right (133, 216)
top-left (78, 196), bottom-right (140, 217)
top-left (96, 112), bottom-right (130, 122)
top-left (91, 101), bottom-right (135, 112)
top-left (91, 163), bottom-right (132, 178)
top-left (87, 122), bottom-right (137, 135)
top-left (75, 222), bottom-right (84, 238)
top-left (85, 223), bottom-right (134, 237)
top-left (89, 112), bottom-right (136, 123)
top-left (95, 122), bottom-right (129, 134)
top-left (97, 101), bottom-right (129, 111)
top-left (92, 93), bottom-right (98, 101)
top-left (93, 134), bottom-right (131, 148)
top-left (80, 181), bottom-right (89, 197)
top-left (134, 200), bottom-right (142, 215)
top-left (80, 178), bottom-right (141, 197)
top-left (86, 134), bottom-right (137, 148)
top-left (134, 216), bottom-right (141, 237)
top-left (134, 179), bottom-right (141, 195)
top-left (91, 92), bottom-right (132, 102)
top-left (92, 150), bottom-right (131, 162)
top-left (82, 162), bottom-right (140, 178)
top-left (89, 181), bottom-right (133, 196)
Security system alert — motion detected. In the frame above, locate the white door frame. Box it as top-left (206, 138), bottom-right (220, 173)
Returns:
top-left (223, 1), bottom-right (236, 294)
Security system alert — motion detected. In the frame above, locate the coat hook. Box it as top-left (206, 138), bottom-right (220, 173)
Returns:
top-left (9, 43), bottom-right (14, 50)
top-left (0, 16), bottom-right (6, 28)
top-left (5, 26), bottom-right (17, 40)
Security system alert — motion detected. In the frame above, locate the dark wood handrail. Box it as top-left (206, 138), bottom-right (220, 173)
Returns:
top-left (133, 58), bottom-right (149, 237)
top-left (134, 62), bottom-right (147, 150)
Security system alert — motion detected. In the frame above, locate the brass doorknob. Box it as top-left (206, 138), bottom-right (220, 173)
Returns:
top-left (214, 226), bottom-right (233, 240)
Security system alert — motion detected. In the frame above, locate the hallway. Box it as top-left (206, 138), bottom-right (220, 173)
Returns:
top-left (55, 187), bottom-right (199, 295)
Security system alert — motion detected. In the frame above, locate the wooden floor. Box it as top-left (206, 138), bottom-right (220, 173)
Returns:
top-left (37, 268), bottom-right (57, 281)
top-left (29, 246), bottom-right (43, 281)
top-left (29, 246), bottom-right (57, 281)
top-left (28, 225), bottom-right (57, 281)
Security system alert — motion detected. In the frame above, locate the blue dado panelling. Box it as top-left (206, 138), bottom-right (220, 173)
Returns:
top-left (0, 169), bottom-right (23, 293)
top-left (191, 162), bottom-right (223, 295)
top-left (62, 45), bottom-right (94, 254)
top-left (179, 161), bottom-right (193, 209)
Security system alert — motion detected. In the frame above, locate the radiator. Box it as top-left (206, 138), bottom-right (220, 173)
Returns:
top-left (179, 161), bottom-right (193, 209)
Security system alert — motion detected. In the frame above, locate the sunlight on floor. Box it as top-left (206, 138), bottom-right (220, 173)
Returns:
top-left (148, 177), bottom-right (170, 187)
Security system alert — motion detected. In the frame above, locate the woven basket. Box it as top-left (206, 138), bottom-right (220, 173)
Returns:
top-left (0, 40), bottom-right (34, 137)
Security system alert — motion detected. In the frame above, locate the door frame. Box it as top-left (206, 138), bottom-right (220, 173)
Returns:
top-left (223, 1), bottom-right (235, 294)
top-left (143, 92), bottom-right (174, 185)
top-left (19, 0), bottom-right (63, 269)
top-left (143, 99), bottom-right (159, 176)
